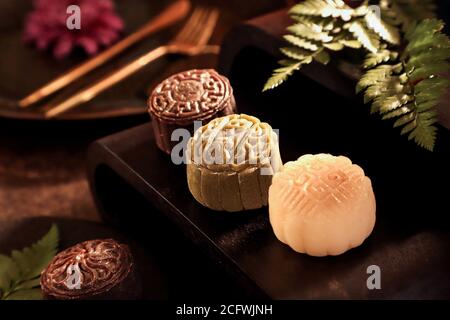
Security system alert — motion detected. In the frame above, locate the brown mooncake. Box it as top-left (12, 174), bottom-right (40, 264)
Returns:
top-left (40, 239), bottom-right (141, 300)
top-left (148, 69), bottom-right (236, 154)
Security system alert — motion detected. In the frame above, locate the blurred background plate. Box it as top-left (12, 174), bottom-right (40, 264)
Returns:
top-left (0, 0), bottom-right (176, 121)
top-left (0, 0), bottom-right (287, 121)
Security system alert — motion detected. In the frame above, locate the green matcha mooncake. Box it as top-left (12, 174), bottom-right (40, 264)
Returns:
top-left (186, 114), bottom-right (282, 212)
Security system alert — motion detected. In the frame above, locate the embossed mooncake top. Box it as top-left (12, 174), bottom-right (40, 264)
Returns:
top-left (269, 154), bottom-right (376, 256)
top-left (271, 154), bottom-right (370, 216)
top-left (149, 69), bottom-right (234, 123)
top-left (41, 239), bottom-right (133, 299)
top-left (188, 114), bottom-right (281, 172)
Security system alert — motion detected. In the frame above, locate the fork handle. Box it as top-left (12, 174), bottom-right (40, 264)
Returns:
top-left (44, 46), bottom-right (170, 119)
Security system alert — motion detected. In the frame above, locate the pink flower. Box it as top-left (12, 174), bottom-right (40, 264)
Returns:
top-left (24, 0), bottom-right (124, 59)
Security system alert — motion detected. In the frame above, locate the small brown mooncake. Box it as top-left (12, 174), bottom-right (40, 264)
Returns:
top-left (269, 154), bottom-right (376, 257)
top-left (148, 69), bottom-right (236, 154)
top-left (186, 114), bottom-right (283, 212)
top-left (41, 239), bottom-right (141, 300)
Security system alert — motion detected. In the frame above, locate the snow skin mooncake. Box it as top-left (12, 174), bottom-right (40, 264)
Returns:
top-left (269, 154), bottom-right (376, 256)
top-left (187, 114), bottom-right (282, 212)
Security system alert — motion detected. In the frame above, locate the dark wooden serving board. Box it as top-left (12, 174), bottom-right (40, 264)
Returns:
top-left (87, 9), bottom-right (450, 299)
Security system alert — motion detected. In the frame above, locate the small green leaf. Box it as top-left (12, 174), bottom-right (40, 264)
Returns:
top-left (400, 119), bottom-right (417, 135)
top-left (11, 223), bottom-right (59, 281)
top-left (289, 0), bottom-right (330, 17)
top-left (416, 100), bottom-right (438, 112)
top-left (14, 278), bottom-right (41, 291)
top-left (347, 20), bottom-right (380, 53)
top-left (284, 35), bottom-right (319, 51)
top-left (287, 23), bottom-right (333, 42)
top-left (380, 0), bottom-right (436, 32)
top-left (5, 289), bottom-right (42, 301)
top-left (363, 49), bottom-right (398, 69)
top-left (339, 39), bottom-right (362, 49)
top-left (377, 94), bottom-right (411, 114)
top-left (408, 62), bottom-right (450, 82)
top-left (313, 50), bottom-right (330, 65)
top-left (382, 106), bottom-right (412, 120)
top-left (407, 49), bottom-right (450, 68)
top-left (0, 224), bottom-right (59, 300)
top-left (364, 10), bottom-right (400, 45)
top-left (415, 77), bottom-right (450, 94)
top-left (0, 255), bottom-right (18, 297)
top-left (280, 47), bottom-right (311, 61)
top-left (408, 114), bottom-right (438, 151)
top-left (323, 42), bottom-right (345, 51)
top-left (263, 61), bottom-right (303, 91)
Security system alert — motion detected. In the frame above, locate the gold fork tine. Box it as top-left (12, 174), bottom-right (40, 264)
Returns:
top-left (196, 9), bottom-right (219, 46)
top-left (174, 7), bottom-right (204, 42)
top-left (44, 6), bottom-right (220, 118)
top-left (181, 9), bottom-right (207, 42)
top-left (182, 8), bottom-right (217, 45)
top-left (18, 0), bottom-right (191, 108)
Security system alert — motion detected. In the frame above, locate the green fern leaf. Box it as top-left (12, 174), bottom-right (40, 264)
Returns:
top-left (415, 77), bottom-right (448, 92)
top-left (380, 0), bottom-right (436, 32)
top-left (356, 64), bottom-right (395, 93)
top-left (291, 15), bottom-right (335, 31)
top-left (339, 39), bottom-right (362, 49)
top-left (263, 60), bottom-right (304, 92)
top-left (323, 42), bottom-right (345, 51)
top-left (284, 35), bottom-right (320, 51)
top-left (358, 19), bottom-right (449, 151)
top-left (375, 93), bottom-right (412, 114)
top-left (382, 105), bottom-right (412, 120)
top-left (289, 0), bottom-right (332, 17)
top-left (287, 23), bottom-right (333, 42)
top-left (364, 10), bottom-right (400, 45)
top-left (408, 112), bottom-right (438, 151)
top-left (408, 62), bottom-right (450, 82)
top-left (5, 289), bottom-right (42, 301)
top-left (313, 50), bottom-right (331, 65)
top-left (346, 20), bottom-right (380, 53)
top-left (407, 49), bottom-right (450, 67)
top-left (11, 224), bottom-right (59, 281)
top-left (1, 224), bottom-right (59, 300)
top-left (0, 255), bottom-right (18, 297)
top-left (280, 47), bottom-right (311, 61)
top-left (290, 0), bottom-right (368, 21)
top-left (363, 49), bottom-right (398, 69)
top-left (400, 118), bottom-right (417, 135)
top-left (393, 112), bottom-right (415, 128)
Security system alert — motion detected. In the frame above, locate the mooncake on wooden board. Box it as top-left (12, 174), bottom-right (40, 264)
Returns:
top-left (148, 69), bottom-right (236, 154)
top-left (186, 114), bottom-right (282, 212)
top-left (269, 154), bottom-right (376, 257)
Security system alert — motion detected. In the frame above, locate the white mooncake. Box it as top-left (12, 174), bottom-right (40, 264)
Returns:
top-left (186, 114), bottom-right (282, 212)
top-left (269, 154), bottom-right (376, 256)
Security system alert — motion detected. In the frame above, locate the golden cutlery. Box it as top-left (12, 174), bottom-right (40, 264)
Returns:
top-left (19, 0), bottom-right (191, 109)
top-left (44, 6), bottom-right (220, 119)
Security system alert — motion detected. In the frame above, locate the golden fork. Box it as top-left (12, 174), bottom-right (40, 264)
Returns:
top-left (44, 6), bottom-right (220, 119)
top-left (18, 0), bottom-right (191, 109)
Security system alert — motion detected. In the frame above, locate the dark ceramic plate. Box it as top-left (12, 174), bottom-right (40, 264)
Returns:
top-left (0, 0), bottom-right (175, 121)
top-left (0, 217), bottom-right (168, 299)
top-left (0, 0), bottom-right (288, 121)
